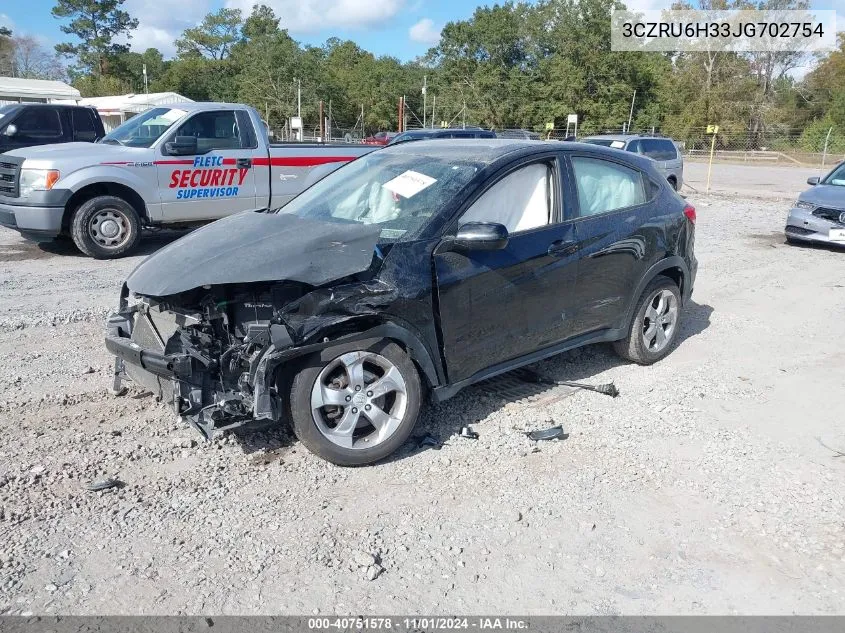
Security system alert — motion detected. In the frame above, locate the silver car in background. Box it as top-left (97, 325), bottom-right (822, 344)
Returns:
top-left (785, 162), bottom-right (845, 247)
top-left (582, 134), bottom-right (684, 191)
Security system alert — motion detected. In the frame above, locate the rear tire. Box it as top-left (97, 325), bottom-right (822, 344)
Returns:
top-left (70, 195), bottom-right (141, 259)
top-left (288, 340), bottom-right (422, 466)
top-left (613, 275), bottom-right (682, 365)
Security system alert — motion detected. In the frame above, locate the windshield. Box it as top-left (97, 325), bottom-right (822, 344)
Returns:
top-left (100, 107), bottom-right (187, 148)
top-left (0, 105), bottom-right (19, 121)
top-left (822, 162), bottom-right (845, 186)
top-left (278, 150), bottom-right (482, 242)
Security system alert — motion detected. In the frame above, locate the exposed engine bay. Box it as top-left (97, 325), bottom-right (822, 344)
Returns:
top-left (106, 275), bottom-right (404, 438)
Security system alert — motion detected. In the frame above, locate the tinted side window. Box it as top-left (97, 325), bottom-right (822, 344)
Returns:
top-left (174, 111), bottom-right (244, 152)
top-left (571, 156), bottom-right (646, 217)
top-left (14, 108), bottom-right (63, 140)
top-left (71, 109), bottom-right (98, 141)
top-left (639, 139), bottom-right (678, 161)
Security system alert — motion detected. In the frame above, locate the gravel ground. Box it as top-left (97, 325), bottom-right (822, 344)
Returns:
top-left (1, 183), bottom-right (844, 615)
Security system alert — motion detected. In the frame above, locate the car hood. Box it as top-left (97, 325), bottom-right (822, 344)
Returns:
top-left (5, 142), bottom-right (152, 168)
top-left (125, 212), bottom-right (382, 297)
top-left (799, 184), bottom-right (845, 209)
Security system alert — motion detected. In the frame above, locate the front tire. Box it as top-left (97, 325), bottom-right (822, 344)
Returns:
top-left (288, 340), bottom-right (422, 466)
top-left (70, 195), bottom-right (141, 258)
top-left (613, 275), bottom-right (682, 364)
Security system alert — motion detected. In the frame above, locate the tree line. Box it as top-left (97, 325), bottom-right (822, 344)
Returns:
top-left (1, 0), bottom-right (843, 152)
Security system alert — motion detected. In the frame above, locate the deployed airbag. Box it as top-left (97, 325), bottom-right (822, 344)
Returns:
top-left (125, 212), bottom-right (381, 297)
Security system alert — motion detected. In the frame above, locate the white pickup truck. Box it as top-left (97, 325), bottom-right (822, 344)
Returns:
top-left (0, 102), bottom-right (376, 258)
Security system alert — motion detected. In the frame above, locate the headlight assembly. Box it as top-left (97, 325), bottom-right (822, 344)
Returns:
top-left (19, 169), bottom-right (60, 198)
top-left (795, 200), bottom-right (816, 211)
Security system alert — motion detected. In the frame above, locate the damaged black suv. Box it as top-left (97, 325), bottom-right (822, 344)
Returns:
top-left (106, 140), bottom-right (697, 466)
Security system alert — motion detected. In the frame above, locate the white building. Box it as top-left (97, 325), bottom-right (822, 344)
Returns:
top-left (77, 92), bottom-right (194, 132)
top-left (0, 77), bottom-right (81, 105)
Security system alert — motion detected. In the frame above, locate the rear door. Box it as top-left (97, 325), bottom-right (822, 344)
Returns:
top-left (70, 108), bottom-right (100, 142)
top-left (566, 154), bottom-right (654, 336)
top-left (434, 154), bottom-right (580, 383)
top-left (156, 109), bottom-right (258, 222)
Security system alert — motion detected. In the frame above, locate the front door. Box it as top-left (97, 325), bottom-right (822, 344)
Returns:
top-left (434, 157), bottom-right (580, 383)
top-left (156, 109), bottom-right (258, 222)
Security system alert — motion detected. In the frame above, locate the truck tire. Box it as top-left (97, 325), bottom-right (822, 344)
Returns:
top-left (70, 195), bottom-right (141, 259)
top-left (613, 275), bottom-right (683, 365)
top-left (288, 340), bottom-right (422, 466)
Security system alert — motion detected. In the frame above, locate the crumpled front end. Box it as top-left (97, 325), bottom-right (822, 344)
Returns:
top-left (106, 284), bottom-right (299, 438)
top-left (105, 275), bottom-right (401, 439)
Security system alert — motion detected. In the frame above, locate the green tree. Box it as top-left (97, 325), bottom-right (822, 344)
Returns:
top-left (0, 27), bottom-right (13, 76)
top-left (52, 0), bottom-right (138, 76)
top-left (176, 8), bottom-right (242, 60)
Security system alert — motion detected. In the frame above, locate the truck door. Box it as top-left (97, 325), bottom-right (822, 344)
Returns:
top-left (156, 109), bottom-right (258, 222)
top-left (1, 107), bottom-right (67, 152)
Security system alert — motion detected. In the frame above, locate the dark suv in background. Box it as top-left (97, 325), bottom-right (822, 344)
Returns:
top-left (583, 134), bottom-right (684, 191)
top-left (0, 104), bottom-right (105, 154)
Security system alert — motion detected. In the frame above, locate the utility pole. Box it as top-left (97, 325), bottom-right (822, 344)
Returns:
top-left (422, 75), bottom-right (427, 128)
top-left (297, 78), bottom-right (301, 119)
top-left (431, 94), bottom-right (436, 129)
top-left (462, 101), bottom-right (466, 129)
top-left (627, 90), bottom-right (636, 133)
top-left (319, 100), bottom-right (324, 142)
top-left (361, 104), bottom-right (365, 139)
top-left (142, 64), bottom-right (148, 95)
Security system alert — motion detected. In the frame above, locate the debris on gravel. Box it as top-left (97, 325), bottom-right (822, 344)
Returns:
top-left (1, 190), bottom-right (844, 615)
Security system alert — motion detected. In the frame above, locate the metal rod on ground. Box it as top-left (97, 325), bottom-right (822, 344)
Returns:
top-left (822, 126), bottom-right (833, 171)
top-left (431, 94), bottom-right (436, 129)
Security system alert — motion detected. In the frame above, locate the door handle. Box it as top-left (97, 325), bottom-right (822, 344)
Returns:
top-left (236, 158), bottom-right (252, 168)
top-left (548, 240), bottom-right (578, 257)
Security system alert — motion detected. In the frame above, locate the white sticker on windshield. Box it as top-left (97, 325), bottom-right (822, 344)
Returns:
top-left (610, 140), bottom-right (626, 149)
top-left (160, 109), bottom-right (187, 122)
top-left (382, 170), bottom-right (436, 199)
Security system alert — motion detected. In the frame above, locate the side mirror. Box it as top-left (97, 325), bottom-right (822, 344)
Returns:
top-left (452, 222), bottom-right (509, 251)
top-left (2, 123), bottom-right (17, 137)
top-left (164, 135), bottom-right (198, 156)
top-left (807, 176), bottom-right (820, 186)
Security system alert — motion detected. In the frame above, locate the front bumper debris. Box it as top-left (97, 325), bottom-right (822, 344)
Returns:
top-left (106, 300), bottom-right (272, 439)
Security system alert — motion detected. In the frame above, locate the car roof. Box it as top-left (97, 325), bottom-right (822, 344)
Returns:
top-left (379, 138), bottom-right (656, 169)
top-left (584, 134), bottom-right (676, 142)
top-left (2, 103), bottom-right (94, 109)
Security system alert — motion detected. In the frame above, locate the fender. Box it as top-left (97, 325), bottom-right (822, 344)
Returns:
top-left (251, 320), bottom-right (443, 420)
top-left (622, 255), bottom-right (691, 326)
top-left (57, 166), bottom-right (159, 219)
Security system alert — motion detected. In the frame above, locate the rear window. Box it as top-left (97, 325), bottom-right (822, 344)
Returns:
top-left (71, 109), bottom-right (98, 141)
top-left (583, 139), bottom-right (616, 147)
top-left (638, 139), bottom-right (678, 161)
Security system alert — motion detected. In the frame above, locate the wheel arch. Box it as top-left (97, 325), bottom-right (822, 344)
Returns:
top-left (622, 256), bottom-right (689, 328)
top-left (62, 182), bottom-right (148, 231)
top-left (269, 319), bottom-right (443, 395)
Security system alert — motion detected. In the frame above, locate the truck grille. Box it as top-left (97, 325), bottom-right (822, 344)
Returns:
top-left (0, 156), bottom-right (22, 198)
top-left (813, 207), bottom-right (845, 224)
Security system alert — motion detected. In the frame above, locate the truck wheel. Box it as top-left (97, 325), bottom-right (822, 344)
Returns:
top-left (70, 195), bottom-right (141, 258)
top-left (288, 340), bottom-right (422, 466)
top-left (613, 275), bottom-right (682, 365)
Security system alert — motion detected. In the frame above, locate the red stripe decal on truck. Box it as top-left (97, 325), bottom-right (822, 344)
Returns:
top-left (252, 156), bottom-right (357, 167)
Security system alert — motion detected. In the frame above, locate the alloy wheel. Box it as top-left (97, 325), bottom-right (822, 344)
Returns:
top-left (642, 289), bottom-right (679, 352)
top-left (310, 351), bottom-right (408, 450)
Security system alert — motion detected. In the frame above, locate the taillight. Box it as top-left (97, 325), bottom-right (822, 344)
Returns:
top-left (683, 204), bottom-right (696, 224)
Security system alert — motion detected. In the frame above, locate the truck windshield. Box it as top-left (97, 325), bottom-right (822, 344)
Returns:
top-left (279, 150), bottom-right (482, 242)
top-left (100, 107), bottom-right (187, 148)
